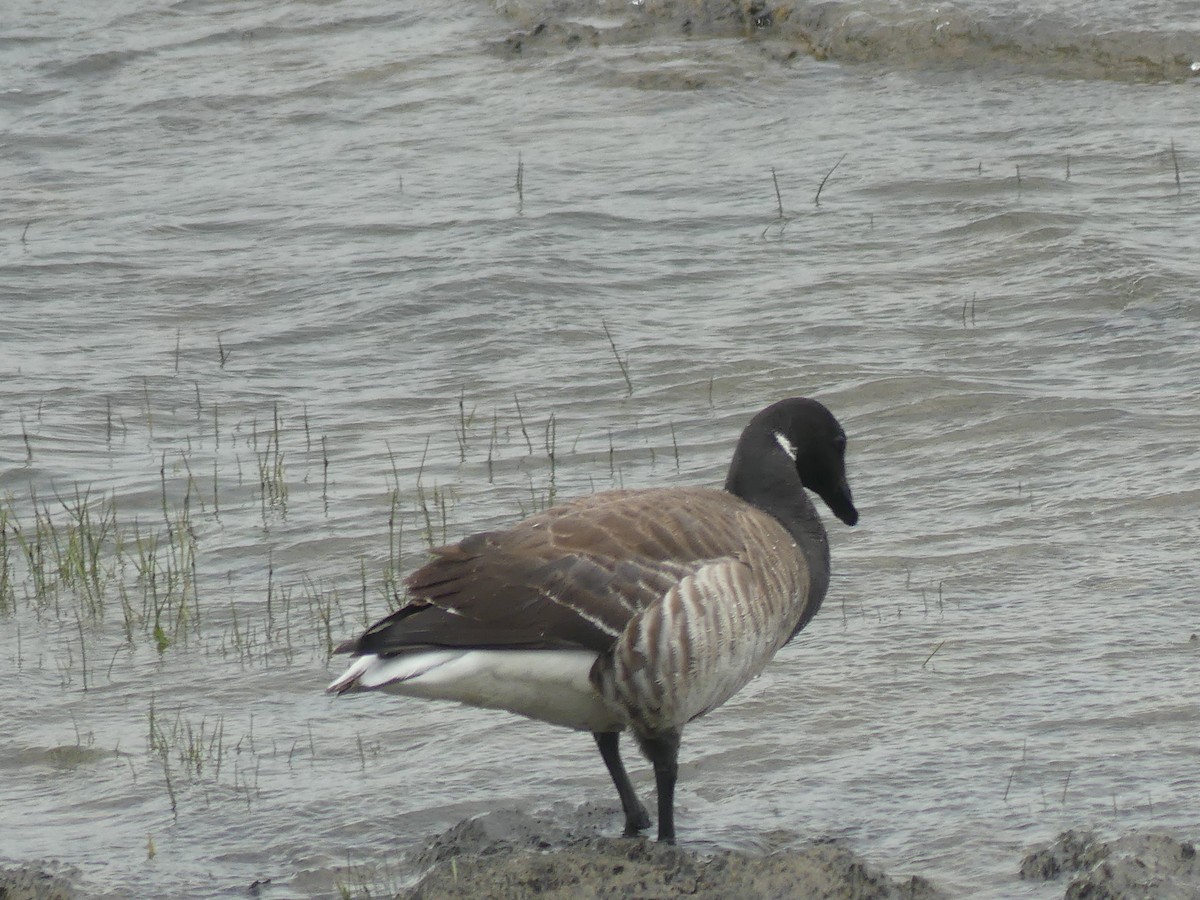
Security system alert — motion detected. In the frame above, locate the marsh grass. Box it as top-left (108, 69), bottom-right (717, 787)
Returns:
top-left (486, 409), bottom-right (499, 482)
top-left (415, 482), bottom-right (451, 548)
top-left (6, 488), bottom-right (122, 616)
top-left (762, 167), bottom-right (792, 237)
top-left (512, 392), bottom-right (533, 454)
top-left (515, 151), bottom-right (525, 211)
top-left (815, 153), bottom-right (847, 206)
top-left (19, 410), bottom-right (33, 463)
top-left (0, 391), bottom-right (341, 670)
top-left (2, 381), bottom-right (696, 696)
top-left (148, 700), bottom-right (227, 781)
top-left (254, 405), bottom-right (290, 521)
top-left (145, 698), bottom-right (279, 812)
top-left (0, 503), bottom-right (14, 613)
top-left (334, 856), bottom-right (404, 900)
top-left (961, 292), bottom-right (978, 327)
top-left (453, 388), bottom-right (476, 462)
top-left (321, 435), bottom-right (330, 509)
top-left (544, 412), bottom-right (557, 507)
top-left (601, 320), bottom-right (633, 396)
top-left (385, 488), bottom-right (404, 595)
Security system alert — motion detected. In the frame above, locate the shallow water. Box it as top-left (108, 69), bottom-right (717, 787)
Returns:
top-left (2, 1), bottom-right (1199, 897)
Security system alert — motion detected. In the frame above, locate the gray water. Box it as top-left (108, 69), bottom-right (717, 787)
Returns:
top-left (2, 0), bottom-right (1199, 896)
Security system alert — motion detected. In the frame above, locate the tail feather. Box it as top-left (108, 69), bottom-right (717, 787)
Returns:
top-left (325, 651), bottom-right (462, 695)
top-left (325, 656), bottom-right (374, 694)
top-left (325, 648), bottom-right (621, 732)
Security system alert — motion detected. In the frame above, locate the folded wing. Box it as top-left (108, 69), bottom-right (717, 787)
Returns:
top-left (340, 489), bottom-right (754, 658)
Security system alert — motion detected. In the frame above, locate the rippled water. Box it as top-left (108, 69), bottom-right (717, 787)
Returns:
top-left (2, 0), bottom-right (1199, 897)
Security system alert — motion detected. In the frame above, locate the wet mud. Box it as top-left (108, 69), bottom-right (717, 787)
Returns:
top-left (1021, 830), bottom-right (1200, 900)
top-left (403, 809), bottom-right (943, 899)
top-left (6, 817), bottom-right (1200, 898)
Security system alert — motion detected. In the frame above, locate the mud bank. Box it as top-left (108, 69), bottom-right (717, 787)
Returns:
top-left (0, 863), bottom-right (77, 900)
top-left (403, 809), bottom-right (942, 900)
top-left (403, 811), bottom-right (945, 900)
top-left (407, 837), bottom-right (940, 899)
top-left (1020, 830), bottom-right (1200, 899)
top-left (401, 813), bottom-right (1200, 900)
top-left (6, 818), bottom-right (1200, 898)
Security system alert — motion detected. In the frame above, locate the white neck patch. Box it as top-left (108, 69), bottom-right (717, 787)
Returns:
top-left (773, 431), bottom-right (798, 461)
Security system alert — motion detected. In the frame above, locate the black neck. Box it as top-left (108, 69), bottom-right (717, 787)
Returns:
top-left (724, 430), bottom-right (832, 634)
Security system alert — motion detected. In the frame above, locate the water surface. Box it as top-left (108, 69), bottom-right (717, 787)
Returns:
top-left (2, 1), bottom-right (1199, 896)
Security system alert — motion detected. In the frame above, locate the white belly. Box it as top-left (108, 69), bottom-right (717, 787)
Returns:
top-left (328, 649), bottom-right (627, 733)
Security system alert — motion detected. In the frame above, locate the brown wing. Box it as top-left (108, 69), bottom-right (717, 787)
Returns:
top-left (342, 488), bottom-right (759, 657)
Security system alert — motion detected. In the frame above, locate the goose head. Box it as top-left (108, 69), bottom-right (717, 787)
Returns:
top-left (724, 397), bottom-right (859, 527)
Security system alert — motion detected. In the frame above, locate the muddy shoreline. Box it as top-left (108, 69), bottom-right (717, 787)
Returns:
top-left (402, 812), bottom-right (943, 899)
top-left (5, 811), bottom-right (1198, 899)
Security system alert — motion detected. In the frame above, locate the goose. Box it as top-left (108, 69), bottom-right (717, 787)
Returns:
top-left (327, 397), bottom-right (858, 843)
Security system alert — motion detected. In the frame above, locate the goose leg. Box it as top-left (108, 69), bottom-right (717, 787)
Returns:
top-left (593, 731), bottom-right (652, 835)
top-left (636, 729), bottom-right (682, 844)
